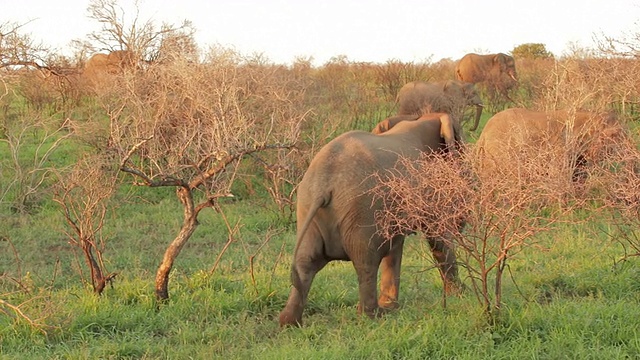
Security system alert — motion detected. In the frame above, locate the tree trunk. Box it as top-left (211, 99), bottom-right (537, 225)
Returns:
top-left (155, 186), bottom-right (199, 301)
top-left (82, 239), bottom-right (106, 295)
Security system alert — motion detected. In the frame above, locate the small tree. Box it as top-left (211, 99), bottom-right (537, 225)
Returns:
top-left (84, 0), bottom-right (195, 62)
top-left (0, 113), bottom-right (74, 214)
top-left (105, 47), bottom-right (309, 301)
top-left (593, 129), bottom-right (640, 262)
top-left (0, 21), bottom-right (49, 69)
top-left (54, 155), bottom-right (119, 294)
top-left (512, 43), bottom-right (554, 60)
top-left (372, 138), bottom-right (583, 320)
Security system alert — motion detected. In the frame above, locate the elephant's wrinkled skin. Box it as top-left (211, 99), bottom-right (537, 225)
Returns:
top-left (396, 80), bottom-right (484, 131)
top-left (279, 113), bottom-right (461, 327)
top-left (476, 108), bottom-right (621, 179)
top-left (455, 53), bottom-right (517, 91)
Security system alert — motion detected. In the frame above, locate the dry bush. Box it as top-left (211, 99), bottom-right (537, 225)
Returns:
top-left (85, 0), bottom-right (194, 61)
top-left (12, 67), bottom-right (83, 113)
top-left (53, 155), bottom-right (119, 295)
top-left (372, 140), bottom-right (589, 319)
top-left (375, 59), bottom-right (435, 103)
top-left (588, 128), bottom-right (640, 261)
top-left (0, 113), bottom-right (74, 214)
top-left (512, 58), bottom-right (555, 108)
top-left (13, 69), bottom-right (58, 110)
top-left (537, 57), bottom-right (640, 117)
top-left (101, 46), bottom-right (310, 300)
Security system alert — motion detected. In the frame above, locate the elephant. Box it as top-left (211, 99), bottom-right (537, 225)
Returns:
top-left (455, 53), bottom-right (517, 92)
top-left (83, 50), bottom-right (137, 87)
top-left (475, 108), bottom-right (621, 181)
top-left (279, 113), bottom-right (462, 327)
top-left (396, 80), bottom-right (484, 131)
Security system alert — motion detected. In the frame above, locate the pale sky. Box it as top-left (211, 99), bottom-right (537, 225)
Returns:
top-left (4, 0), bottom-right (640, 65)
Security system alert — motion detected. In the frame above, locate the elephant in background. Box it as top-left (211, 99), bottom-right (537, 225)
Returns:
top-left (396, 80), bottom-right (484, 131)
top-left (279, 113), bottom-right (462, 327)
top-left (455, 53), bottom-right (517, 92)
top-left (83, 50), bottom-right (137, 86)
top-left (475, 108), bottom-right (622, 180)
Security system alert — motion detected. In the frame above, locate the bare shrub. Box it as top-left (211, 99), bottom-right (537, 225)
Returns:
top-left (0, 21), bottom-right (49, 70)
top-left (537, 56), bottom-right (640, 118)
top-left (85, 0), bottom-right (194, 61)
top-left (53, 155), bottom-right (119, 294)
top-left (512, 58), bottom-right (555, 108)
top-left (310, 56), bottom-right (392, 133)
top-left (372, 140), bottom-right (583, 320)
top-left (375, 59), bottom-right (434, 103)
top-left (0, 114), bottom-right (74, 214)
top-left (105, 46), bottom-right (309, 301)
top-left (589, 128), bottom-right (640, 262)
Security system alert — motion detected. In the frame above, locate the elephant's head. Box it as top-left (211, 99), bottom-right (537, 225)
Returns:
top-left (455, 53), bottom-right (517, 92)
top-left (493, 53), bottom-right (517, 84)
top-left (443, 80), bottom-right (483, 131)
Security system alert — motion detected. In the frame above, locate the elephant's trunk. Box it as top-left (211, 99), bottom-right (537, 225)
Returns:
top-left (469, 104), bottom-right (483, 131)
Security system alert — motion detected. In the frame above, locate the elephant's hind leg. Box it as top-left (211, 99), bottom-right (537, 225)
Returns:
top-left (279, 231), bottom-right (328, 327)
top-left (378, 236), bottom-right (404, 309)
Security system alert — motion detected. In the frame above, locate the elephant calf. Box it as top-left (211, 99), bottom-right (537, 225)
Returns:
top-left (396, 80), bottom-right (483, 131)
top-left (279, 113), bottom-right (462, 327)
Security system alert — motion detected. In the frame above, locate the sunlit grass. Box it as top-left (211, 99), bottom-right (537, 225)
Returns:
top-left (2, 193), bottom-right (640, 359)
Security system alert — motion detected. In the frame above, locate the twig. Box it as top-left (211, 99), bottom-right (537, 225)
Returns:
top-left (0, 299), bottom-right (49, 335)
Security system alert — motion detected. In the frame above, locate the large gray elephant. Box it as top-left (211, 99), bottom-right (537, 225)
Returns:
top-left (475, 108), bottom-right (621, 180)
top-left (455, 53), bottom-right (517, 92)
top-left (396, 80), bottom-right (484, 131)
top-left (279, 113), bottom-right (462, 327)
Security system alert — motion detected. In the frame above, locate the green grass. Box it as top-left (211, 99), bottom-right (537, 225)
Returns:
top-left (2, 93), bottom-right (640, 359)
top-left (2, 191), bottom-right (640, 359)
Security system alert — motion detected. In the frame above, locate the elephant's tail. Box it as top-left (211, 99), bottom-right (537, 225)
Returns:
top-left (297, 196), bottom-right (327, 242)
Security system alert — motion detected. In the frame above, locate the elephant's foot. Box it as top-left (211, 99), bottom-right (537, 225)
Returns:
top-left (356, 303), bottom-right (389, 319)
top-left (378, 296), bottom-right (400, 310)
top-left (279, 309), bottom-right (303, 327)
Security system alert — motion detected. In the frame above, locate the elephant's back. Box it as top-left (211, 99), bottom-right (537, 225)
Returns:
top-left (397, 81), bottom-right (434, 114)
top-left (301, 131), bottom-right (394, 187)
top-left (455, 53), bottom-right (482, 81)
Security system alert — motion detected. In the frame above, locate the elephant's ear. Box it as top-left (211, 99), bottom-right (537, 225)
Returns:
top-left (372, 119), bottom-right (390, 134)
top-left (438, 114), bottom-right (456, 149)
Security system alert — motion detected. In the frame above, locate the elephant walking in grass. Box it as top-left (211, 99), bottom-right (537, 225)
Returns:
top-left (475, 108), bottom-right (622, 181)
top-left (279, 113), bottom-right (462, 327)
top-left (455, 53), bottom-right (518, 108)
top-left (455, 53), bottom-right (518, 90)
top-left (396, 80), bottom-right (484, 131)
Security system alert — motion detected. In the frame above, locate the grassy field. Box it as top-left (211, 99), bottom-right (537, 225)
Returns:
top-left (2, 52), bottom-right (640, 358)
top-left (2, 177), bottom-right (640, 359)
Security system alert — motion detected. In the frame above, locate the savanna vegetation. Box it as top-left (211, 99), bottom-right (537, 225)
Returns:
top-left (2, 1), bottom-right (640, 358)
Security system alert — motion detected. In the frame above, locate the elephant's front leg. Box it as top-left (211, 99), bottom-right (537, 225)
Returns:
top-left (378, 236), bottom-right (404, 309)
top-left (428, 236), bottom-right (462, 295)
